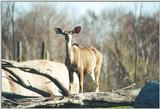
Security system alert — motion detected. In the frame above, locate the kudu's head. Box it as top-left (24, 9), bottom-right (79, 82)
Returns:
top-left (55, 26), bottom-right (81, 41)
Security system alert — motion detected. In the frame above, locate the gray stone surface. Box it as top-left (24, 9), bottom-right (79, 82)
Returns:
top-left (134, 81), bottom-right (159, 108)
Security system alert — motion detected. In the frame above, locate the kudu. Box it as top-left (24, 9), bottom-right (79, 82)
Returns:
top-left (55, 26), bottom-right (103, 93)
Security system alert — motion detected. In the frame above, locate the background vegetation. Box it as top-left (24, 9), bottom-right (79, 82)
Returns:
top-left (1, 2), bottom-right (159, 91)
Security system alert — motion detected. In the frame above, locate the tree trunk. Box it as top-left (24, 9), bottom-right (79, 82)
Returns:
top-left (2, 89), bottom-right (140, 108)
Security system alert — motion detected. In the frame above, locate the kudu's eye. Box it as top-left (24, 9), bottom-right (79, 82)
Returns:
top-left (55, 28), bottom-right (62, 34)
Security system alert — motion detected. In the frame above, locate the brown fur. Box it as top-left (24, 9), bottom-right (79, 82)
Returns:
top-left (72, 45), bottom-right (102, 75)
top-left (69, 44), bottom-right (103, 92)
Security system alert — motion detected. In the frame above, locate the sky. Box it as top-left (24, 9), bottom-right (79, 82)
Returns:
top-left (14, 2), bottom-right (159, 16)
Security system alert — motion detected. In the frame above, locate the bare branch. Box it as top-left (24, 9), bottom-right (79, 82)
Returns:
top-left (2, 66), bottom-right (51, 97)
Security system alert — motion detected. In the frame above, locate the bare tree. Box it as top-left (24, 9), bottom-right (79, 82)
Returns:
top-left (7, 2), bottom-right (15, 60)
top-left (132, 3), bottom-right (143, 86)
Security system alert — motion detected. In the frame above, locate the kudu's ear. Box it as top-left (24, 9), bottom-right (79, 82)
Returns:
top-left (55, 28), bottom-right (63, 34)
top-left (72, 26), bottom-right (81, 34)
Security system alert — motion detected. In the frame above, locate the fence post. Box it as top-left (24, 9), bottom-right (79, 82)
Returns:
top-left (41, 42), bottom-right (50, 60)
top-left (41, 42), bottom-right (45, 59)
top-left (16, 41), bottom-right (22, 62)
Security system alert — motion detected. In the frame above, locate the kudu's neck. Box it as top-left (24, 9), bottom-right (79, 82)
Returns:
top-left (65, 38), bottom-right (73, 65)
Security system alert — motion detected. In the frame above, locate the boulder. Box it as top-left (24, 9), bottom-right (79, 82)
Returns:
top-left (134, 81), bottom-right (159, 108)
top-left (2, 60), bottom-right (79, 97)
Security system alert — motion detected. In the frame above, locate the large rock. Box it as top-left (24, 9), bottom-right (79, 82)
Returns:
top-left (2, 60), bottom-right (79, 97)
top-left (134, 81), bottom-right (159, 108)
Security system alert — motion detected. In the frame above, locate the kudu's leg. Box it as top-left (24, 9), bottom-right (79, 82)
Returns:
top-left (78, 70), bottom-right (84, 93)
top-left (90, 71), bottom-right (95, 83)
top-left (95, 52), bottom-right (103, 92)
top-left (95, 66), bottom-right (101, 92)
top-left (69, 71), bottom-right (74, 93)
